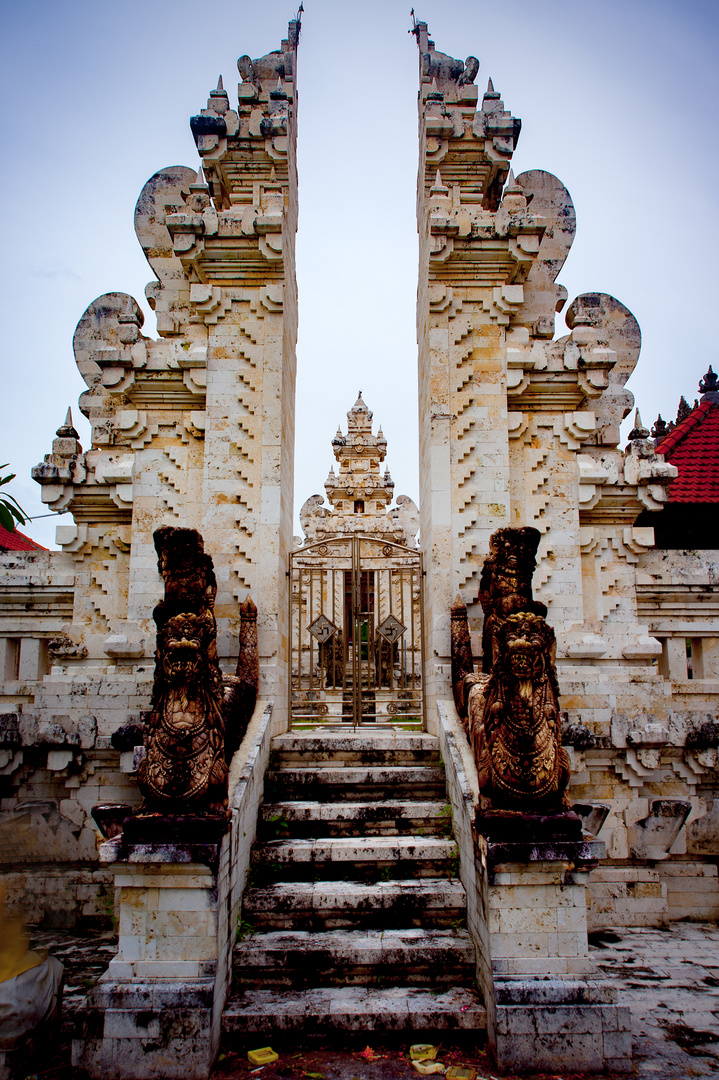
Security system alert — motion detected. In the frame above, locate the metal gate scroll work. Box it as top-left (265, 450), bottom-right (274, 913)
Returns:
top-left (289, 536), bottom-right (425, 729)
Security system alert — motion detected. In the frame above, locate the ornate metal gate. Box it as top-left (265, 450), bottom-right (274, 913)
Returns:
top-left (289, 536), bottom-right (425, 729)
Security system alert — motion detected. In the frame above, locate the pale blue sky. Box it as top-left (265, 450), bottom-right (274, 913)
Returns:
top-left (2, 0), bottom-right (718, 546)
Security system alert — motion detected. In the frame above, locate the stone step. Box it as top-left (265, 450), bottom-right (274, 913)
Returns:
top-left (232, 928), bottom-right (476, 989)
top-left (222, 985), bottom-right (486, 1035)
top-left (250, 835), bottom-right (459, 882)
top-left (272, 734), bottom-right (439, 755)
top-left (274, 748), bottom-right (441, 767)
top-left (242, 878), bottom-right (467, 931)
top-left (266, 765), bottom-right (447, 801)
top-left (272, 734), bottom-right (440, 765)
top-left (259, 799), bottom-right (451, 838)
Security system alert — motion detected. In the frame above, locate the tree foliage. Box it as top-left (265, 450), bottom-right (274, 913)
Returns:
top-left (0, 466), bottom-right (29, 533)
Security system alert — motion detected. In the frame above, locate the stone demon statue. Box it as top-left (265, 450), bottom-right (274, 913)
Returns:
top-left (137, 527), bottom-right (258, 816)
top-left (452, 526), bottom-right (570, 812)
top-left (478, 526), bottom-right (547, 673)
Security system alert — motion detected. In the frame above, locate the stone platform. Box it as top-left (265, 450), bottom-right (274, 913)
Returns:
top-left (17, 920), bottom-right (719, 1079)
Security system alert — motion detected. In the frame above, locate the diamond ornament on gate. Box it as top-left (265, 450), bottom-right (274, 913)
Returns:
top-left (376, 614), bottom-right (406, 644)
top-left (307, 613), bottom-right (338, 644)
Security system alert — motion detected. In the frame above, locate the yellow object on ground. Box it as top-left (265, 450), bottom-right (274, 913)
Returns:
top-left (411, 1061), bottom-right (445, 1075)
top-left (445, 1069), bottom-right (476, 1080)
top-left (0, 889), bottom-right (44, 983)
top-left (248, 1047), bottom-right (279, 1066)
top-left (409, 1044), bottom-right (439, 1061)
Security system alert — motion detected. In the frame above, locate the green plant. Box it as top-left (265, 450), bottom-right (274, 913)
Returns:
top-left (448, 851), bottom-right (460, 878)
top-left (267, 812), bottom-right (289, 837)
top-left (438, 803), bottom-right (454, 837)
top-left (0, 466), bottom-right (28, 533)
top-left (237, 917), bottom-right (255, 941)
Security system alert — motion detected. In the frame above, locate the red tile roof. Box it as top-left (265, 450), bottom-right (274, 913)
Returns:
top-left (655, 401), bottom-right (719, 503)
top-left (0, 524), bottom-right (46, 551)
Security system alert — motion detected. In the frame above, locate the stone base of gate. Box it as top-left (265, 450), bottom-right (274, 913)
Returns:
top-left (72, 839), bottom-right (229, 1080)
top-left (72, 703), bottom-right (273, 1080)
top-left (478, 839), bottom-right (632, 1075)
top-left (436, 703), bottom-right (632, 1076)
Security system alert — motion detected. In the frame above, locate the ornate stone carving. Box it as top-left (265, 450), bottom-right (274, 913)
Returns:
top-left (452, 527), bottom-right (570, 812)
top-left (237, 47), bottom-right (295, 87)
top-left (478, 526), bottom-right (547, 673)
top-left (136, 527), bottom-right (257, 817)
top-left (421, 46), bottom-right (479, 86)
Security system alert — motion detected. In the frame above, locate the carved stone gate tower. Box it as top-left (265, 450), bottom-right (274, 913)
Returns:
top-left (32, 21), bottom-right (301, 728)
top-left (413, 20), bottom-right (678, 730)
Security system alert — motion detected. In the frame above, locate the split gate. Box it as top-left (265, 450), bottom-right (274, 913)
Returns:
top-left (289, 536), bottom-right (425, 729)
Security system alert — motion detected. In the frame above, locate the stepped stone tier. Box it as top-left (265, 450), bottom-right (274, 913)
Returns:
top-left (0, 9), bottom-right (717, 1080)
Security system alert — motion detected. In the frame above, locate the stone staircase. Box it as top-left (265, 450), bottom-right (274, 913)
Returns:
top-left (222, 731), bottom-right (486, 1036)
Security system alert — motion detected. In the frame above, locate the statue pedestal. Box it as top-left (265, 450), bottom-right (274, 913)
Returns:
top-left (73, 824), bottom-right (230, 1080)
top-left (477, 820), bottom-right (631, 1074)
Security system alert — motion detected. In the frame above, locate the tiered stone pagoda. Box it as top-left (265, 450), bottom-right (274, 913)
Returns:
top-left (299, 393), bottom-right (419, 546)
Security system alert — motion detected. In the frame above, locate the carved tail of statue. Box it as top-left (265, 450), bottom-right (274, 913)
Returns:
top-left (224, 596), bottom-right (259, 762)
top-left (451, 594), bottom-right (475, 723)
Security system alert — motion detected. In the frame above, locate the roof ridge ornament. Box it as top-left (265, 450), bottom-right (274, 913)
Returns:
top-left (699, 365), bottom-right (719, 402)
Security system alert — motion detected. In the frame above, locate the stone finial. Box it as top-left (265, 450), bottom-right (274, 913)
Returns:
top-left (208, 75), bottom-right (230, 115)
top-left (482, 77), bottom-right (501, 111)
top-left (628, 409), bottom-right (650, 441)
top-left (500, 170), bottom-right (527, 214)
top-left (429, 171), bottom-right (450, 208)
top-left (349, 391), bottom-right (371, 423)
top-left (699, 365), bottom-right (719, 402)
top-left (183, 165), bottom-right (211, 212)
top-left (427, 77), bottom-right (444, 101)
top-left (271, 76), bottom-right (288, 100)
top-left (56, 407), bottom-right (79, 440)
top-left (431, 169), bottom-right (447, 193)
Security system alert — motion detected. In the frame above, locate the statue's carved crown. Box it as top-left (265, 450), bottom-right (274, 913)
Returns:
top-left (486, 526), bottom-right (541, 574)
